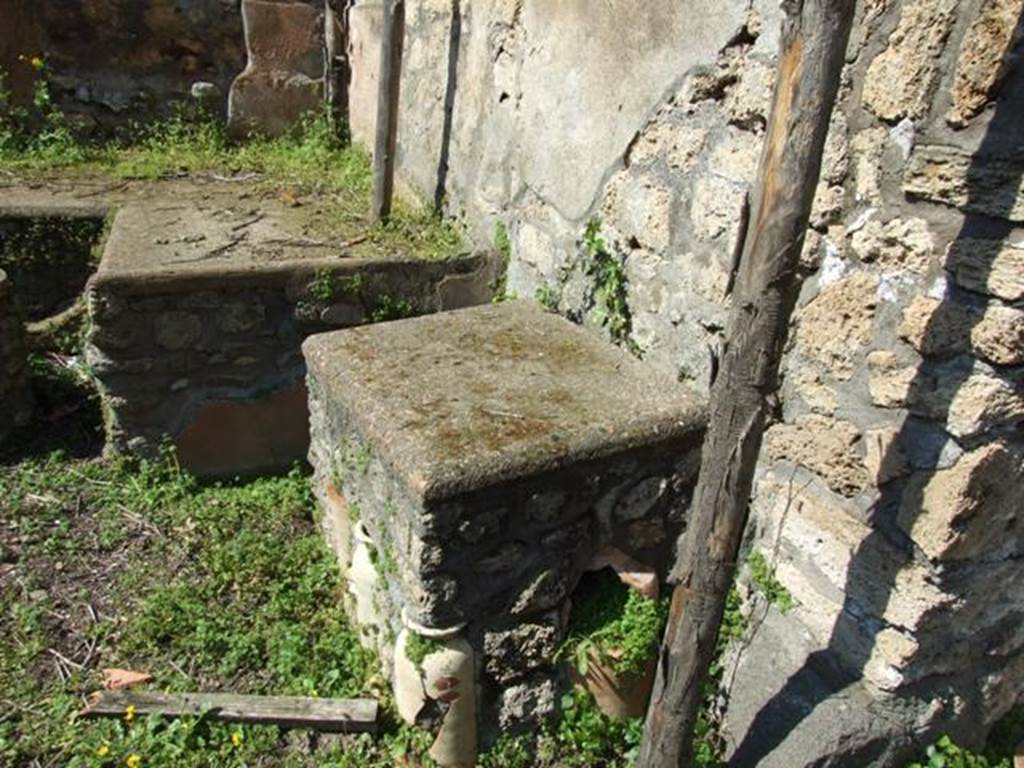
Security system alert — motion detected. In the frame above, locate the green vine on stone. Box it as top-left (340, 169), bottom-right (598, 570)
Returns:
top-left (583, 219), bottom-right (634, 349)
top-left (748, 550), bottom-right (794, 613)
top-left (491, 221), bottom-right (517, 303)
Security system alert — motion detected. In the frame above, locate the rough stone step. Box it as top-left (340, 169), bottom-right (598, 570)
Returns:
top-left (81, 190), bottom-right (494, 476)
top-left (0, 177), bottom-right (494, 475)
top-left (303, 299), bottom-right (706, 733)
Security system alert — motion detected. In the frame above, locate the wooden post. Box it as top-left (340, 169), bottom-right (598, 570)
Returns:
top-left (372, 0), bottom-right (404, 223)
top-left (635, 1), bottom-right (855, 766)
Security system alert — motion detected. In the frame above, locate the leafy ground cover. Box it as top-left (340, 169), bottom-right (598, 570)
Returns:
top-left (0, 365), bottom-right (642, 767)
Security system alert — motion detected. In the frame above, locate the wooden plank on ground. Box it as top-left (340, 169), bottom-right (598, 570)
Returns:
top-left (82, 690), bottom-right (378, 734)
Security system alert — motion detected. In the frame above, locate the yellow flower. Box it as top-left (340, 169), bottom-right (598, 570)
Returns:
top-left (96, 744), bottom-right (110, 758)
top-left (124, 705), bottom-right (136, 723)
top-left (126, 755), bottom-right (141, 768)
top-left (231, 731), bottom-right (243, 748)
top-left (30, 56), bottom-right (45, 71)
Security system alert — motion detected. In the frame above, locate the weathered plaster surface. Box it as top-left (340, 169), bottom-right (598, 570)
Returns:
top-left (348, 0), bottom-right (1024, 764)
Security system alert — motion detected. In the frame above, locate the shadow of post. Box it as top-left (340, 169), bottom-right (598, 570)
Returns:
top-left (433, 0), bottom-right (462, 212)
top-left (730, 12), bottom-right (1024, 766)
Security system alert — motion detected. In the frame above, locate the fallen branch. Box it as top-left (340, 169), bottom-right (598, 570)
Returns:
top-left (48, 648), bottom-right (85, 671)
top-left (210, 172), bottom-right (261, 183)
top-left (75, 181), bottom-right (130, 198)
top-left (230, 213), bottom-right (266, 231)
top-left (82, 690), bottom-right (379, 734)
top-left (263, 233), bottom-right (370, 249)
top-left (169, 233), bottom-right (247, 264)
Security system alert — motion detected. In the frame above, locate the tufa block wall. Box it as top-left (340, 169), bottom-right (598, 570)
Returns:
top-left (348, 1), bottom-right (1024, 765)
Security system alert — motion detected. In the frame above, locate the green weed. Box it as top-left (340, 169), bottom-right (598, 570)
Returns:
top-left (535, 284), bottom-right (561, 312)
top-left (748, 550), bottom-right (795, 613)
top-left (368, 295), bottom-right (416, 323)
top-left (0, 61), bottom-right (90, 168)
top-left (906, 734), bottom-right (1011, 768)
top-left (583, 219), bottom-right (634, 348)
top-left (403, 633), bottom-right (445, 672)
top-left (559, 570), bottom-right (668, 677)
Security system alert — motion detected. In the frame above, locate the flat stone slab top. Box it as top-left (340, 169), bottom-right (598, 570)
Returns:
top-left (98, 195), bottom-right (361, 282)
top-left (1, 174), bottom-right (465, 287)
top-left (0, 173), bottom-right (493, 475)
top-left (304, 300), bottom-right (706, 502)
top-left (306, 300), bottom-right (706, 733)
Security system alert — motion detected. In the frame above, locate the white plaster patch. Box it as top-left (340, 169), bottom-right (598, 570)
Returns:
top-left (847, 207), bottom-right (877, 234)
top-left (878, 272), bottom-right (914, 303)
top-left (928, 274), bottom-right (949, 300)
top-left (889, 118), bottom-right (915, 161)
top-left (818, 251), bottom-right (848, 287)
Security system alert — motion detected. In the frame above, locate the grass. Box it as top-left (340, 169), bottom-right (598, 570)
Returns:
top-left (0, 352), bottom-right (646, 768)
top-left (0, 69), bottom-right (464, 263)
top-left (0, 443), bottom-right (656, 767)
top-left (560, 570), bottom-right (668, 678)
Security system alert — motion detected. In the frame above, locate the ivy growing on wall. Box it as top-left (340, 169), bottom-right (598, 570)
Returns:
top-left (583, 219), bottom-right (637, 353)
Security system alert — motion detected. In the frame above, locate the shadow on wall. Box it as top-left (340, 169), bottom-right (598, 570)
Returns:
top-left (433, 0), bottom-right (462, 211)
top-left (732, 10), bottom-right (1024, 767)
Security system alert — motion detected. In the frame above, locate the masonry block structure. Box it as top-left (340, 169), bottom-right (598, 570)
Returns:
top-left (347, 1), bottom-right (1024, 765)
top-left (79, 184), bottom-right (493, 477)
top-left (305, 300), bottom-right (705, 735)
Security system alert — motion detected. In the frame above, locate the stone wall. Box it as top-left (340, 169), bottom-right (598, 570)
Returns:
top-left (0, 270), bottom-right (33, 444)
top-left (87, 255), bottom-right (494, 476)
top-left (348, 1), bottom-right (1024, 765)
top-left (0, 0), bottom-right (245, 130)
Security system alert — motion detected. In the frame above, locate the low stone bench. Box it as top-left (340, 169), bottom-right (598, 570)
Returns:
top-left (304, 300), bottom-right (705, 750)
top-left (0, 269), bottom-right (33, 444)
top-left (83, 192), bottom-right (493, 476)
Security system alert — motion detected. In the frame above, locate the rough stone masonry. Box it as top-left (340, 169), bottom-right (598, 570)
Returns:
top-left (304, 300), bottom-right (705, 738)
top-left (347, 0), bottom-right (1024, 765)
top-left (0, 0), bottom-right (244, 130)
top-left (77, 179), bottom-right (494, 477)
